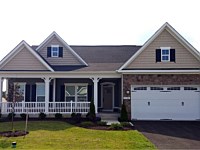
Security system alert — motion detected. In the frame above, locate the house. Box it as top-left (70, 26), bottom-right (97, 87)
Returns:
top-left (0, 22), bottom-right (199, 120)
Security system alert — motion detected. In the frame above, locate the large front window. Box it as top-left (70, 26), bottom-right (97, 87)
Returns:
top-left (65, 84), bottom-right (88, 102)
top-left (14, 82), bottom-right (26, 102)
top-left (36, 83), bottom-right (45, 102)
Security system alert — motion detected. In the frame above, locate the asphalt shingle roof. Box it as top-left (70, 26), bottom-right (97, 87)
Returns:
top-left (32, 45), bottom-right (141, 71)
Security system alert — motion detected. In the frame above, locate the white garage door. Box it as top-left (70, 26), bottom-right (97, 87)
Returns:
top-left (131, 86), bottom-right (200, 120)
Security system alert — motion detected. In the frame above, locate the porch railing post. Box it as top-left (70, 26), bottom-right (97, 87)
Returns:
top-left (70, 100), bottom-right (73, 113)
top-left (22, 101), bottom-right (25, 113)
top-left (0, 77), bottom-right (2, 114)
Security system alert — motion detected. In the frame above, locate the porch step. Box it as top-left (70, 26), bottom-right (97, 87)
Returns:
top-left (98, 113), bottom-right (119, 121)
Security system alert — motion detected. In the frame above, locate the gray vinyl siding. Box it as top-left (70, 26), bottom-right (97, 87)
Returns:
top-left (38, 35), bottom-right (83, 65)
top-left (1, 47), bottom-right (48, 70)
top-left (127, 29), bottom-right (200, 69)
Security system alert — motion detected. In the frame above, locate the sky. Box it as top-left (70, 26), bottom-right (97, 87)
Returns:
top-left (0, 0), bottom-right (200, 62)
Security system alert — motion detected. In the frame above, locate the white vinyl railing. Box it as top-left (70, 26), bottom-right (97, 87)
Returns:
top-left (0, 101), bottom-right (90, 114)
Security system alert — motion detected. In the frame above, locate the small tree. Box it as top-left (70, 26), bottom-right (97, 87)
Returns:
top-left (86, 100), bottom-right (96, 121)
top-left (8, 82), bottom-right (23, 132)
top-left (89, 100), bottom-right (96, 116)
top-left (120, 103), bottom-right (128, 122)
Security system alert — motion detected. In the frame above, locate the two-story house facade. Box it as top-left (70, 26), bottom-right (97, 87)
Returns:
top-left (0, 22), bottom-right (199, 120)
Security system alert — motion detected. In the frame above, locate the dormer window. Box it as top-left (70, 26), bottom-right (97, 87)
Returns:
top-left (47, 45), bottom-right (63, 58)
top-left (156, 47), bottom-right (176, 62)
top-left (161, 47), bottom-right (170, 61)
top-left (51, 45), bottom-right (59, 57)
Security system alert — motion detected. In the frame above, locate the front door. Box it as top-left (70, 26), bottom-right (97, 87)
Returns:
top-left (103, 86), bottom-right (113, 110)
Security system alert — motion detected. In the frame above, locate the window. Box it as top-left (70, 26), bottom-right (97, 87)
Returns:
top-left (167, 87), bottom-right (180, 90)
top-left (134, 87), bottom-right (147, 90)
top-left (161, 47), bottom-right (170, 61)
top-left (156, 48), bottom-right (175, 62)
top-left (36, 83), bottom-right (45, 102)
top-left (184, 87), bottom-right (198, 91)
top-left (65, 84), bottom-right (88, 102)
top-left (14, 82), bottom-right (26, 102)
top-left (150, 87), bottom-right (164, 90)
top-left (51, 45), bottom-right (59, 57)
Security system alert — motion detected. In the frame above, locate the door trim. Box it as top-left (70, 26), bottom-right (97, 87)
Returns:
top-left (101, 82), bottom-right (115, 111)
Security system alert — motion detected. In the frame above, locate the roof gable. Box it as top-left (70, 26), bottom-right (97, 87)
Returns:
top-left (36, 31), bottom-right (88, 66)
top-left (118, 22), bottom-right (200, 71)
top-left (0, 41), bottom-right (54, 71)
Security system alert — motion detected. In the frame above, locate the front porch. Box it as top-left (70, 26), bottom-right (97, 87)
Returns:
top-left (0, 74), bottom-right (121, 115)
top-left (0, 101), bottom-right (90, 114)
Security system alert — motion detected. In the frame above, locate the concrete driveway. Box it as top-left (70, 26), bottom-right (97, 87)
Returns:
top-left (134, 121), bottom-right (200, 149)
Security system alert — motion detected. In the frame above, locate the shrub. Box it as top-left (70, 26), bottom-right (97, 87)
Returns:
top-left (39, 112), bottom-right (46, 120)
top-left (0, 113), bottom-right (1, 118)
top-left (80, 121), bottom-right (94, 127)
top-left (7, 112), bottom-right (16, 120)
top-left (20, 113), bottom-right (28, 120)
top-left (120, 122), bottom-right (131, 127)
top-left (97, 121), bottom-right (107, 126)
top-left (71, 113), bottom-right (82, 123)
top-left (109, 123), bottom-right (123, 130)
top-left (71, 112), bottom-right (76, 118)
top-left (120, 103), bottom-right (128, 122)
top-left (86, 100), bottom-right (96, 122)
top-left (55, 113), bottom-right (62, 119)
top-left (89, 100), bottom-right (96, 116)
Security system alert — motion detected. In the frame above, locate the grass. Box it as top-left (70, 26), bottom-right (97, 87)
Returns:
top-left (0, 121), bottom-right (155, 149)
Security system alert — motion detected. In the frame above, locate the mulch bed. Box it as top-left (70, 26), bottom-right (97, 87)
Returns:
top-left (0, 131), bottom-right (29, 137)
top-left (86, 126), bottom-right (133, 131)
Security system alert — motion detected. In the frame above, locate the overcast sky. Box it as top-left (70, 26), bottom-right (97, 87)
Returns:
top-left (0, 0), bottom-right (200, 60)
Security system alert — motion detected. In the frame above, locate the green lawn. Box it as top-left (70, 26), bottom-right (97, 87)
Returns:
top-left (0, 121), bottom-right (155, 149)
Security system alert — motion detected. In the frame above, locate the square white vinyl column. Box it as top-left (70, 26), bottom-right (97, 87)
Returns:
top-left (91, 77), bottom-right (101, 113)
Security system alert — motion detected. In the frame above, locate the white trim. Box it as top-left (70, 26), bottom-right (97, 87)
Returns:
top-left (118, 22), bottom-right (200, 71)
top-left (53, 79), bottom-right (56, 102)
top-left (161, 47), bottom-right (170, 62)
top-left (0, 72), bottom-right (121, 78)
top-left (0, 41), bottom-right (54, 72)
top-left (118, 69), bottom-right (200, 74)
top-left (0, 77), bottom-right (2, 103)
top-left (36, 31), bottom-right (88, 66)
top-left (100, 82), bottom-right (115, 110)
top-left (51, 45), bottom-right (59, 57)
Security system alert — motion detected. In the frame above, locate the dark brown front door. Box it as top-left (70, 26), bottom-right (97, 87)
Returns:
top-left (103, 86), bottom-right (113, 110)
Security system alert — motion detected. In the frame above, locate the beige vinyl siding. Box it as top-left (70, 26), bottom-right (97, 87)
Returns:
top-left (1, 47), bottom-right (48, 70)
top-left (127, 29), bottom-right (200, 69)
top-left (38, 35), bottom-right (83, 65)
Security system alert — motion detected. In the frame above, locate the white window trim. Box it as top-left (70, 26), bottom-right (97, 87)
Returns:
top-left (36, 83), bottom-right (45, 102)
top-left (51, 45), bottom-right (59, 57)
top-left (14, 82), bottom-right (26, 101)
top-left (161, 47), bottom-right (170, 62)
top-left (64, 83), bottom-right (88, 102)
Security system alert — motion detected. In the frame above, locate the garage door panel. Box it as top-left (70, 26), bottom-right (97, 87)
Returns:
top-left (131, 86), bottom-right (200, 120)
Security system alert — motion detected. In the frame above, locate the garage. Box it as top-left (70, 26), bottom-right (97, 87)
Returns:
top-left (131, 86), bottom-right (200, 120)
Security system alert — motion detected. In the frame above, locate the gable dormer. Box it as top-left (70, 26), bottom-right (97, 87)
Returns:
top-left (119, 22), bottom-right (200, 71)
top-left (36, 32), bottom-right (88, 66)
top-left (0, 41), bottom-right (53, 71)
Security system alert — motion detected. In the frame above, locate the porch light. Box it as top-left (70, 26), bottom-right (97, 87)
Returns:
top-left (126, 90), bottom-right (130, 94)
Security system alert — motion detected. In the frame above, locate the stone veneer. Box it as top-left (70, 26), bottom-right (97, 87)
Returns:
top-left (123, 74), bottom-right (200, 119)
